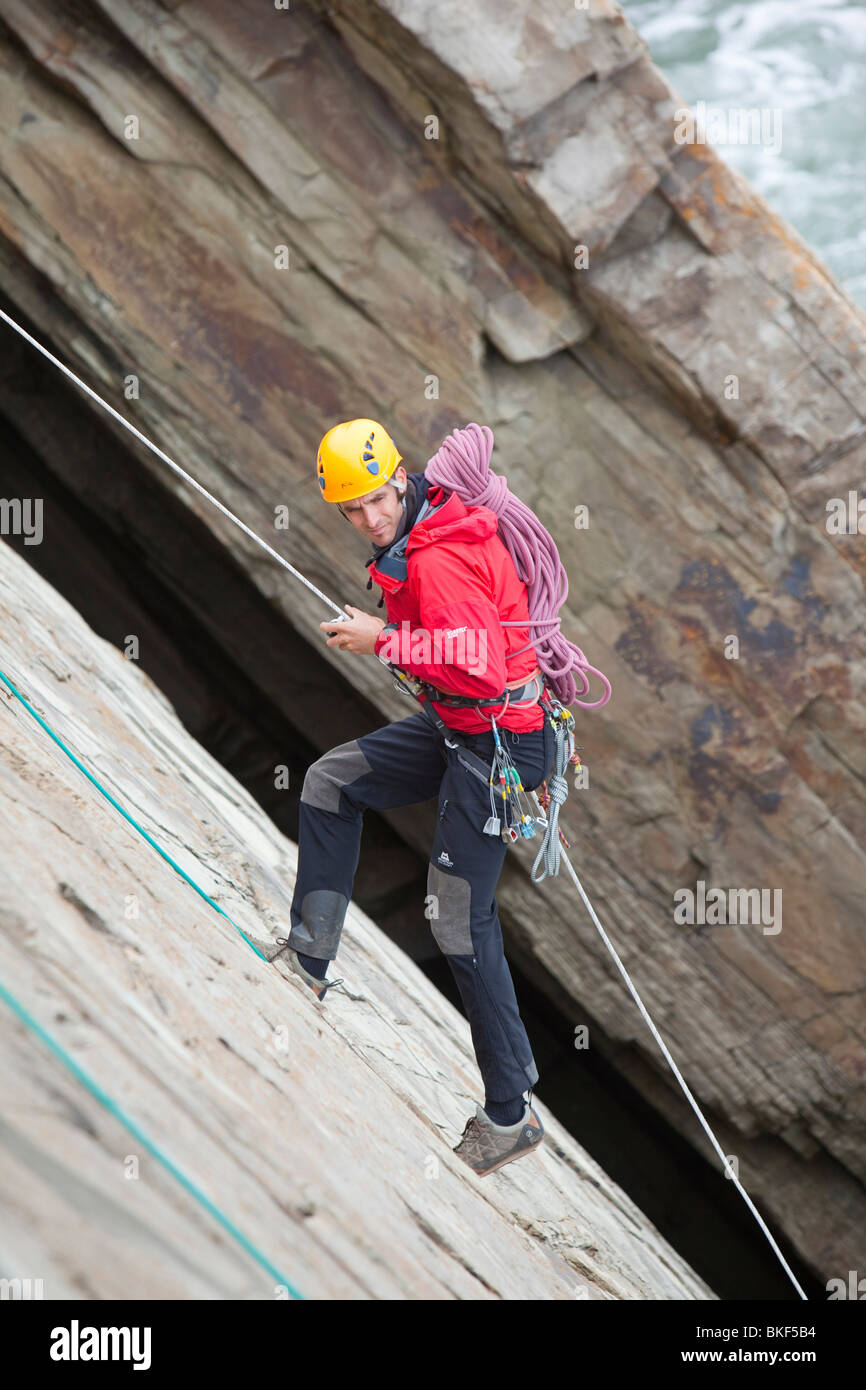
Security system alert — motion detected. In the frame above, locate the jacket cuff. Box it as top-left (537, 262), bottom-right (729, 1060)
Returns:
top-left (375, 622), bottom-right (399, 664)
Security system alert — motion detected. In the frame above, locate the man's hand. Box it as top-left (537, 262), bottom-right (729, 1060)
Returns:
top-left (320, 604), bottom-right (385, 656)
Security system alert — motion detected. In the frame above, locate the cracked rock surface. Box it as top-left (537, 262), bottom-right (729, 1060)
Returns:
top-left (0, 542), bottom-right (713, 1298)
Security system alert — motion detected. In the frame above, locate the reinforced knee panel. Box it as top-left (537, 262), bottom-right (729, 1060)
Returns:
top-left (427, 861), bottom-right (473, 955)
top-left (301, 739), bottom-right (374, 813)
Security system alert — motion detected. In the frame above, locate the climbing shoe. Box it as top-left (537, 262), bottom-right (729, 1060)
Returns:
top-left (453, 1101), bottom-right (544, 1177)
top-left (273, 941), bottom-right (344, 1001)
top-left (245, 933), bottom-right (343, 1002)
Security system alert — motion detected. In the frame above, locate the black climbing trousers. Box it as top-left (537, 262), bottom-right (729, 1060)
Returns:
top-left (288, 709), bottom-right (555, 1101)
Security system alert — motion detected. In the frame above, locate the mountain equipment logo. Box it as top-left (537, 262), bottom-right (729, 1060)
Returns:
top-left (438, 850), bottom-right (453, 867)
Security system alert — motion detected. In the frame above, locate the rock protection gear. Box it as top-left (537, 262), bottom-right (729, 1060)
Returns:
top-left (316, 417), bottom-right (403, 502)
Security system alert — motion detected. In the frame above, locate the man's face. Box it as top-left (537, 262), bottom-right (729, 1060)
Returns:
top-left (338, 466), bottom-right (407, 545)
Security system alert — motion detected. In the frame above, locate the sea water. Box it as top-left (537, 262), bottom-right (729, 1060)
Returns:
top-left (621, 0), bottom-right (866, 307)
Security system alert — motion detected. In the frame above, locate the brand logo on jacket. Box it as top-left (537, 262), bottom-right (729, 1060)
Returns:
top-left (377, 621), bottom-right (489, 677)
top-left (437, 850), bottom-right (453, 867)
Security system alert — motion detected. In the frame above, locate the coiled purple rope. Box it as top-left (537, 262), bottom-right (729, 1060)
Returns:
top-left (425, 422), bottom-right (611, 709)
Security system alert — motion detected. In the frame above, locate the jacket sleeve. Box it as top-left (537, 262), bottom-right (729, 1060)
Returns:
top-left (374, 547), bottom-right (507, 698)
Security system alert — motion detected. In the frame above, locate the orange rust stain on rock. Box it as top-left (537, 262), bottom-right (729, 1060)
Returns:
top-left (757, 208), bottom-right (827, 289)
top-left (676, 616), bottom-right (706, 643)
top-left (710, 173), bottom-right (728, 206)
top-left (688, 142), bottom-right (715, 167)
top-left (699, 649), bottom-right (734, 684)
top-left (672, 616), bottom-right (734, 684)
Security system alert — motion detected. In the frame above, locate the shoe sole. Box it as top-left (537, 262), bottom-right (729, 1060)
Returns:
top-left (473, 1133), bottom-right (544, 1177)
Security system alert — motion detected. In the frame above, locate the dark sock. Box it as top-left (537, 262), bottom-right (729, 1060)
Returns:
top-left (296, 950), bottom-right (329, 980)
top-left (483, 1093), bottom-right (526, 1126)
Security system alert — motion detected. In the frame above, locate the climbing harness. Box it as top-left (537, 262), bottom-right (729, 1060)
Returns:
top-left (379, 647), bottom-right (580, 867)
top-left (0, 308), bottom-right (808, 1300)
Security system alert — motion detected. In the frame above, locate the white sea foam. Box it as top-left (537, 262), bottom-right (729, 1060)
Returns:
top-left (621, 0), bottom-right (866, 305)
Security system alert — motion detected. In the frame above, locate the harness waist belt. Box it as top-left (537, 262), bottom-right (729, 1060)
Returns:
top-left (425, 668), bottom-right (544, 709)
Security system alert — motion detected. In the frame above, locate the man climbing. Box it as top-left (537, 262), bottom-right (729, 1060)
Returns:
top-left (272, 417), bottom-right (557, 1178)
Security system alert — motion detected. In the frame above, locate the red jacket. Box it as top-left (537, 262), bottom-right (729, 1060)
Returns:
top-left (371, 484), bottom-right (545, 733)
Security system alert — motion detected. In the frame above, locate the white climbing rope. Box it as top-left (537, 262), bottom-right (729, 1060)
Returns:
top-left (530, 713), bottom-right (574, 883)
top-left (0, 306), bottom-right (808, 1299)
top-left (534, 806), bottom-right (808, 1300)
top-left (0, 308), bottom-right (349, 625)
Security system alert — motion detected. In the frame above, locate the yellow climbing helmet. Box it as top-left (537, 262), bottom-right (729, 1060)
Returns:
top-left (316, 418), bottom-right (403, 502)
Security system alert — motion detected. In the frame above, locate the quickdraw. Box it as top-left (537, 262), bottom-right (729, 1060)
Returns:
top-left (481, 711), bottom-right (542, 842)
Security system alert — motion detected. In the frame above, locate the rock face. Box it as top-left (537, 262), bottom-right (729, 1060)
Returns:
top-left (0, 541), bottom-right (712, 1299)
top-left (0, 0), bottom-right (863, 1286)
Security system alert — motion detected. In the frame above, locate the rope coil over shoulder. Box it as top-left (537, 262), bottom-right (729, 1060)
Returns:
top-left (425, 423), bottom-right (612, 711)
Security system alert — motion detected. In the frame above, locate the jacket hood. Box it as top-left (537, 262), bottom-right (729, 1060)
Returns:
top-left (365, 475), bottom-right (501, 598)
top-left (406, 484), bottom-right (499, 553)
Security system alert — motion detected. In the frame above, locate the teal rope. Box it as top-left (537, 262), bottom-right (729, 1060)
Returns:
top-left (0, 979), bottom-right (304, 1299)
top-left (0, 665), bottom-right (305, 1298)
top-left (0, 669), bottom-right (268, 962)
